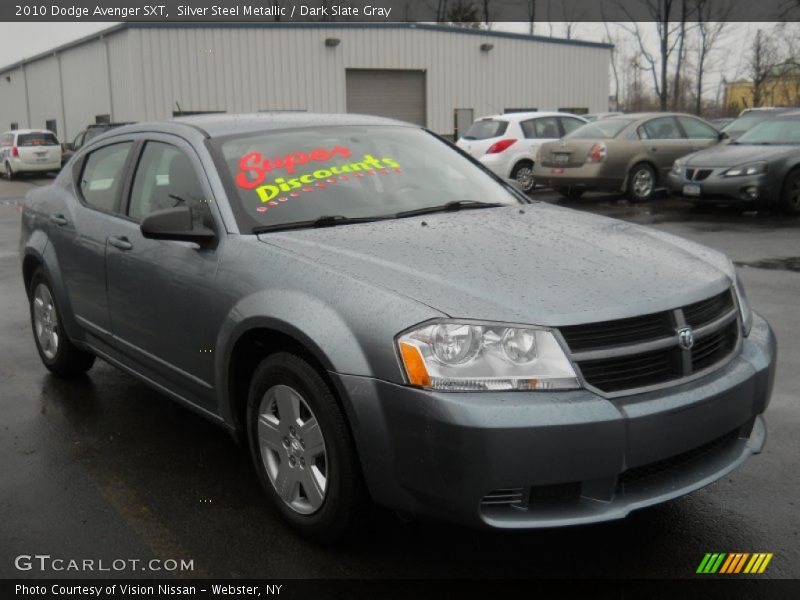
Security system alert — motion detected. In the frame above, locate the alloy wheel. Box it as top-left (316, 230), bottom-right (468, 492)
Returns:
top-left (515, 166), bottom-right (534, 192)
top-left (633, 168), bottom-right (654, 199)
top-left (33, 283), bottom-right (59, 360)
top-left (257, 384), bottom-right (328, 515)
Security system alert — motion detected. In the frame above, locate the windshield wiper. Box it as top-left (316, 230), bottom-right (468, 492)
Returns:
top-left (252, 214), bottom-right (393, 234)
top-left (394, 200), bottom-right (504, 219)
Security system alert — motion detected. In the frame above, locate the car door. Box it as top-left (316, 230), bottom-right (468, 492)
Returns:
top-left (638, 116), bottom-right (693, 181)
top-left (677, 116), bottom-right (721, 152)
top-left (47, 140), bottom-right (136, 337)
top-left (105, 136), bottom-right (222, 408)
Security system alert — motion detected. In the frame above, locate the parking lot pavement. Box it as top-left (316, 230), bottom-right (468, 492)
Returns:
top-left (1, 178), bottom-right (798, 579)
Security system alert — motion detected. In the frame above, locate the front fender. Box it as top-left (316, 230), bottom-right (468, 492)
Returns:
top-left (215, 289), bottom-right (373, 427)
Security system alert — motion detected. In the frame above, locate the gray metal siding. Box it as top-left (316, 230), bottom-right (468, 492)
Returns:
top-left (346, 69), bottom-right (426, 126)
top-left (0, 26), bottom-right (610, 139)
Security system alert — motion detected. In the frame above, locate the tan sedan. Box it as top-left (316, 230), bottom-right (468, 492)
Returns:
top-left (534, 113), bottom-right (722, 201)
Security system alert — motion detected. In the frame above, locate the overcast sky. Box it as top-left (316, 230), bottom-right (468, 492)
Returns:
top-left (0, 21), bottom-right (758, 96)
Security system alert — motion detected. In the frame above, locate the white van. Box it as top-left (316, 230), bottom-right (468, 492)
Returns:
top-left (0, 129), bottom-right (63, 179)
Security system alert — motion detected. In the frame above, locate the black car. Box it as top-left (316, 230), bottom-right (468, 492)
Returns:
top-left (61, 122), bottom-right (134, 166)
top-left (669, 111), bottom-right (800, 212)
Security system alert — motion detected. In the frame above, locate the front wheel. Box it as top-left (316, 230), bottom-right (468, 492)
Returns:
top-left (246, 352), bottom-right (364, 542)
top-left (781, 169), bottom-right (800, 214)
top-left (510, 161), bottom-right (535, 194)
top-left (626, 163), bottom-right (657, 202)
top-left (29, 269), bottom-right (95, 377)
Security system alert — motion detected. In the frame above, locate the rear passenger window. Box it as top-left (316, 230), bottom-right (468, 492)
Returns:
top-left (128, 142), bottom-right (212, 228)
top-left (79, 142), bottom-right (133, 213)
top-left (522, 117), bottom-right (561, 139)
top-left (639, 117), bottom-right (684, 140)
top-left (678, 117), bottom-right (719, 139)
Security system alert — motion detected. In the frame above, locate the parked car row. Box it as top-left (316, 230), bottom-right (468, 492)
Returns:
top-left (455, 107), bottom-right (800, 213)
top-left (0, 122), bottom-right (136, 179)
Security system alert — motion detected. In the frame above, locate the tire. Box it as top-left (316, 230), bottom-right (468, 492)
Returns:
top-left (780, 169), bottom-right (800, 214)
top-left (246, 352), bottom-right (364, 542)
top-left (4, 161), bottom-right (13, 180)
top-left (626, 163), bottom-right (657, 202)
top-left (510, 161), bottom-right (535, 194)
top-left (29, 269), bottom-right (95, 377)
top-left (556, 186), bottom-right (584, 200)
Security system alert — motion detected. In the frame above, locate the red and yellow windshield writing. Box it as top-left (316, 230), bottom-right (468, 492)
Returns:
top-left (236, 146), bottom-right (351, 189)
top-left (253, 154), bottom-right (401, 203)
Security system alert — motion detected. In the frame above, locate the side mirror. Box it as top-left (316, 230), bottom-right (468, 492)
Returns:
top-left (719, 131), bottom-right (729, 141)
top-left (140, 206), bottom-right (215, 245)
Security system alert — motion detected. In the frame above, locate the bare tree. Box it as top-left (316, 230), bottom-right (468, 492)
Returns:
top-left (671, 0), bottom-right (691, 109)
top-left (559, 0), bottom-right (585, 40)
top-left (748, 28), bottom-right (780, 107)
top-left (445, 0), bottom-right (482, 27)
top-left (527, 0), bottom-right (537, 35)
top-left (616, 0), bottom-right (689, 111)
top-left (693, 0), bottom-right (732, 114)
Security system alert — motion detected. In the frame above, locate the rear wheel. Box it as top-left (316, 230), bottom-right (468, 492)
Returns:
top-left (29, 269), bottom-right (95, 377)
top-left (510, 161), bottom-right (535, 194)
top-left (557, 186), bottom-right (584, 200)
top-left (626, 163), bottom-right (656, 202)
top-left (780, 169), bottom-right (800, 214)
top-left (246, 352), bottom-right (364, 542)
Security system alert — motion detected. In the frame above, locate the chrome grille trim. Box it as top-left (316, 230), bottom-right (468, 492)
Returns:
top-left (559, 288), bottom-right (742, 398)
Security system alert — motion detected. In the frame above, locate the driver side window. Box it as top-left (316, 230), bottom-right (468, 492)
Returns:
top-left (128, 142), bottom-right (212, 228)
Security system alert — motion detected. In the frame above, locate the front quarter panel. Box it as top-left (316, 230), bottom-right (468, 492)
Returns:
top-left (213, 236), bottom-right (445, 426)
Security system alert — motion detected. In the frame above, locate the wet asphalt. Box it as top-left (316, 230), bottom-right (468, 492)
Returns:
top-left (0, 177), bottom-right (798, 579)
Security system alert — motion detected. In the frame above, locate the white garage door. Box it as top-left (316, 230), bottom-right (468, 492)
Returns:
top-left (346, 69), bottom-right (426, 127)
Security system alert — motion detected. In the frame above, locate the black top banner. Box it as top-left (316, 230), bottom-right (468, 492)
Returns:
top-left (2, 0), bottom-right (800, 22)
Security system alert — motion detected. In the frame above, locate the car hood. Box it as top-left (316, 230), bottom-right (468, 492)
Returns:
top-left (257, 205), bottom-right (732, 326)
top-left (684, 143), bottom-right (796, 167)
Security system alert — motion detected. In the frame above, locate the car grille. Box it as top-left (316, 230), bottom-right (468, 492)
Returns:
top-left (685, 168), bottom-right (713, 181)
top-left (560, 288), bottom-right (740, 395)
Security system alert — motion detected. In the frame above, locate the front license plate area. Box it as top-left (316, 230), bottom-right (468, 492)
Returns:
top-left (683, 184), bottom-right (701, 197)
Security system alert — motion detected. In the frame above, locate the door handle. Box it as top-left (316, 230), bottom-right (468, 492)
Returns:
top-left (49, 214), bottom-right (68, 226)
top-left (650, 147), bottom-right (659, 152)
top-left (108, 236), bottom-right (133, 251)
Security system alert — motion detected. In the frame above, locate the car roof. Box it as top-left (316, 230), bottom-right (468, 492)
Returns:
top-left (4, 129), bottom-right (55, 135)
top-left (478, 111), bottom-right (585, 122)
top-left (108, 112), bottom-right (416, 139)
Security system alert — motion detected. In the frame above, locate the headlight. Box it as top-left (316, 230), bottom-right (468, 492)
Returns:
top-left (722, 162), bottom-right (767, 177)
top-left (397, 321), bottom-right (580, 391)
top-left (671, 160), bottom-right (684, 175)
top-left (733, 270), bottom-right (753, 336)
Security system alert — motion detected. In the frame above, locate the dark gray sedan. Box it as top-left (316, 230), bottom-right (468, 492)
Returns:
top-left (669, 112), bottom-right (800, 212)
top-left (19, 113), bottom-right (775, 541)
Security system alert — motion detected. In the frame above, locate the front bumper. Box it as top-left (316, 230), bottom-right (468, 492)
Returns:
top-left (668, 171), bottom-right (776, 204)
top-left (333, 313), bottom-right (776, 528)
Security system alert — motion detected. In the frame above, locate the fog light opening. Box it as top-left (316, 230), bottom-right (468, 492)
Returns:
top-left (743, 186), bottom-right (759, 200)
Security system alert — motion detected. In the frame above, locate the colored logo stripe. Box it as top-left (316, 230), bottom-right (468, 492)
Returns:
top-left (697, 553), bottom-right (773, 574)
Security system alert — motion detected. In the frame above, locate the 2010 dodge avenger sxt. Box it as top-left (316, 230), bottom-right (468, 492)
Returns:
top-left (19, 113), bottom-right (776, 541)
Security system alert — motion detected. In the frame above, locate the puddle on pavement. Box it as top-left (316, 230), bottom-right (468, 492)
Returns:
top-left (735, 257), bottom-right (800, 272)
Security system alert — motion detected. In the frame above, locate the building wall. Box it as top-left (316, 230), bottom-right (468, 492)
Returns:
top-left (0, 25), bottom-right (611, 139)
top-left (725, 79), bottom-right (800, 113)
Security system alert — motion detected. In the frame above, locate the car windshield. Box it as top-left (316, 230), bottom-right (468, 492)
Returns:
top-left (722, 112), bottom-right (782, 135)
top-left (462, 119), bottom-right (508, 140)
top-left (213, 125), bottom-right (521, 231)
top-left (565, 118), bottom-right (633, 139)
top-left (736, 118), bottom-right (800, 144)
top-left (17, 132), bottom-right (59, 146)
